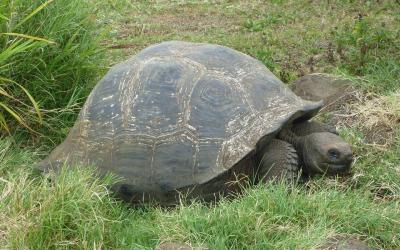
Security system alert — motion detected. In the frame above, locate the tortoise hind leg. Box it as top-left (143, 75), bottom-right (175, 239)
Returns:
top-left (257, 139), bottom-right (299, 183)
top-left (291, 120), bottom-right (338, 136)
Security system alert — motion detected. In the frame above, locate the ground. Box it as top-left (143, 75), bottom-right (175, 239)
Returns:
top-left (1, 0), bottom-right (399, 249)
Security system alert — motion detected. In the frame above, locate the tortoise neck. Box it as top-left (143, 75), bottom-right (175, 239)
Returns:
top-left (278, 127), bottom-right (312, 174)
top-left (277, 126), bottom-right (302, 149)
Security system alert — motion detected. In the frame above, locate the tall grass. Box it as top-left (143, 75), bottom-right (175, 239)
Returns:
top-left (0, 1), bottom-right (53, 134)
top-left (0, 0), bottom-right (101, 140)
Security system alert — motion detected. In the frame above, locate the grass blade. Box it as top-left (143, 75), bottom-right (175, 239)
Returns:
top-left (0, 102), bottom-right (35, 133)
top-left (0, 102), bottom-right (25, 125)
top-left (0, 86), bottom-right (12, 98)
top-left (0, 76), bottom-right (42, 124)
top-left (0, 40), bottom-right (38, 63)
top-left (0, 76), bottom-right (16, 84)
top-left (2, 33), bottom-right (56, 44)
top-left (14, 83), bottom-right (42, 124)
top-left (13, 0), bottom-right (55, 30)
top-left (0, 112), bottom-right (11, 135)
top-left (0, 13), bottom-right (9, 21)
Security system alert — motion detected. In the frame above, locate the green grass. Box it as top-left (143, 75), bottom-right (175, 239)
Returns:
top-left (0, 0), bottom-right (102, 141)
top-left (1, 0), bottom-right (400, 249)
top-left (1, 138), bottom-right (399, 249)
top-left (95, 0), bottom-right (399, 89)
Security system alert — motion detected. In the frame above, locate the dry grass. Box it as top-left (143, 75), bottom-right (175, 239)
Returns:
top-left (333, 90), bottom-right (400, 147)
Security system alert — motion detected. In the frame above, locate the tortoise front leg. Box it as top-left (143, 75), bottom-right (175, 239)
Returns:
top-left (291, 120), bottom-right (338, 136)
top-left (257, 139), bottom-right (299, 183)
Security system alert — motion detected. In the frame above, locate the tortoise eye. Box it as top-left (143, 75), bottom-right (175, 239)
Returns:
top-left (328, 149), bottom-right (340, 160)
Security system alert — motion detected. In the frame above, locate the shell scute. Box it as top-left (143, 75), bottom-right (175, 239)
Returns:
top-left (188, 74), bottom-right (250, 139)
top-left (153, 135), bottom-right (196, 191)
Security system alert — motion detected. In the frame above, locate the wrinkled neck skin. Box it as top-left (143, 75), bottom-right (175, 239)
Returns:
top-left (279, 125), bottom-right (353, 177)
top-left (299, 137), bottom-right (321, 175)
top-left (277, 126), bottom-right (301, 148)
top-left (277, 126), bottom-right (315, 175)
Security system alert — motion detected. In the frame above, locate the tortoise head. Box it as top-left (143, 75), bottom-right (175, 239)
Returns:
top-left (300, 132), bottom-right (353, 175)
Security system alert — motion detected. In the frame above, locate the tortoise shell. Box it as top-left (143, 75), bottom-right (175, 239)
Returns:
top-left (39, 41), bottom-right (322, 202)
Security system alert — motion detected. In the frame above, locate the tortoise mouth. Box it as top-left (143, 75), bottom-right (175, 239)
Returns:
top-left (320, 162), bottom-right (351, 175)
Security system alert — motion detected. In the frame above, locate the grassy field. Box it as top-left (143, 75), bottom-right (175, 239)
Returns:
top-left (1, 0), bottom-right (400, 249)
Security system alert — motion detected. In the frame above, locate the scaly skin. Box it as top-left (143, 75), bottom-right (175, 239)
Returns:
top-left (257, 120), bottom-right (353, 182)
top-left (278, 121), bottom-right (352, 175)
top-left (291, 120), bottom-right (338, 136)
top-left (257, 139), bottom-right (299, 183)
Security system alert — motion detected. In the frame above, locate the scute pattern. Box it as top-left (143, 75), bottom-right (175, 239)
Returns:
top-left (131, 59), bottom-right (183, 135)
top-left (195, 140), bottom-right (222, 181)
top-left (39, 41), bottom-right (322, 200)
top-left (185, 44), bottom-right (255, 77)
top-left (188, 74), bottom-right (250, 138)
top-left (153, 135), bottom-right (196, 190)
top-left (113, 141), bottom-right (153, 187)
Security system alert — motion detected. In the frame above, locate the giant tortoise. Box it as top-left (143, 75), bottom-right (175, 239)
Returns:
top-left (38, 41), bottom-right (353, 205)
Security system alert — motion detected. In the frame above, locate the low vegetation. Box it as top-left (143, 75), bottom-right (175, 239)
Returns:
top-left (0, 0), bottom-right (101, 141)
top-left (1, 0), bottom-right (399, 249)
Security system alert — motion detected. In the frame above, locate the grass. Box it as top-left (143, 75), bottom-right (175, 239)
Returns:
top-left (0, 0), bottom-right (102, 141)
top-left (1, 0), bottom-right (400, 249)
top-left (1, 138), bottom-right (399, 249)
top-left (96, 0), bottom-right (399, 90)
